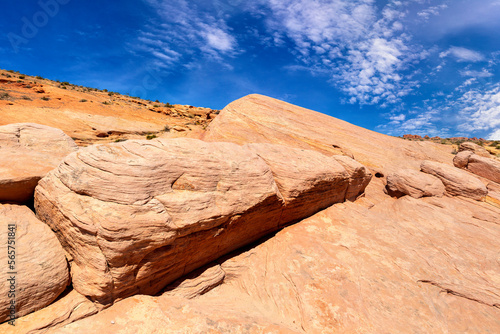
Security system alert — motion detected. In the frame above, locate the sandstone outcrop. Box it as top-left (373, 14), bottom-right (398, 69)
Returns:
top-left (420, 160), bottom-right (488, 200)
top-left (52, 195), bottom-right (500, 333)
top-left (0, 204), bottom-right (70, 323)
top-left (467, 155), bottom-right (500, 184)
top-left (458, 142), bottom-right (491, 158)
top-left (0, 123), bottom-right (78, 203)
top-left (0, 290), bottom-right (97, 334)
top-left (386, 169), bottom-right (445, 198)
top-left (34, 137), bottom-right (368, 305)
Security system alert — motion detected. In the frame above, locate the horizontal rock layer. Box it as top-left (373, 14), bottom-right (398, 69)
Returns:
top-left (386, 169), bottom-right (445, 198)
top-left (34, 137), bottom-right (370, 305)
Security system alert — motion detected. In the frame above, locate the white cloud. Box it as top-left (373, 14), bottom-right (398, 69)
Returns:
top-left (456, 84), bottom-right (500, 134)
top-left (135, 0), bottom-right (238, 68)
top-left (488, 129), bottom-right (500, 140)
top-left (440, 47), bottom-right (485, 62)
top-left (417, 4), bottom-right (448, 20)
top-left (460, 69), bottom-right (494, 78)
top-left (260, 0), bottom-right (424, 105)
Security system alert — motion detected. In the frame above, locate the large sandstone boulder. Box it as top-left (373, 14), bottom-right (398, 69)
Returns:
top-left (453, 150), bottom-right (473, 169)
top-left (35, 138), bottom-right (367, 306)
top-left (420, 160), bottom-right (488, 200)
top-left (458, 142), bottom-right (491, 158)
top-left (386, 169), bottom-right (445, 198)
top-left (0, 204), bottom-right (70, 323)
top-left (0, 123), bottom-right (78, 203)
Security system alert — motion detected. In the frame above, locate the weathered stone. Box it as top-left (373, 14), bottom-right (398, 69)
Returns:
top-left (332, 155), bottom-right (373, 201)
top-left (453, 150), bottom-right (473, 169)
top-left (0, 123), bottom-right (78, 203)
top-left (386, 169), bottom-right (445, 198)
top-left (0, 204), bottom-right (70, 323)
top-left (34, 138), bottom-right (362, 306)
top-left (458, 142), bottom-right (491, 158)
top-left (52, 195), bottom-right (500, 334)
top-left (467, 154), bottom-right (500, 184)
top-left (0, 290), bottom-right (97, 334)
top-left (244, 143), bottom-right (352, 224)
top-left (421, 160), bottom-right (488, 200)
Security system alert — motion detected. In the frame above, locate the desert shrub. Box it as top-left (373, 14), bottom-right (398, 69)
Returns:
top-left (19, 75), bottom-right (25, 79)
top-left (36, 76), bottom-right (43, 80)
top-left (165, 102), bottom-right (174, 108)
top-left (60, 85), bottom-right (67, 89)
top-left (146, 134), bottom-right (157, 140)
top-left (102, 101), bottom-right (110, 105)
top-left (79, 99), bottom-right (87, 102)
top-left (108, 92), bottom-right (114, 96)
top-left (496, 145), bottom-right (500, 150)
top-left (21, 95), bottom-right (31, 100)
top-left (0, 92), bottom-right (10, 99)
top-left (115, 138), bottom-right (127, 143)
top-left (41, 96), bottom-right (50, 101)
top-left (153, 104), bottom-right (161, 108)
top-left (164, 125), bottom-right (170, 132)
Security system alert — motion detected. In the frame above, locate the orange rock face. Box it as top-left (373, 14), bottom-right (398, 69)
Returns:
top-left (0, 123), bottom-right (78, 203)
top-left (0, 204), bottom-right (70, 323)
top-left (34, 138), bottom-right (369, 306)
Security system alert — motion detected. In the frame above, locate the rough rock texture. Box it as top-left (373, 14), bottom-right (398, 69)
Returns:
top-left (34, 138), bottom-right (365, 306)
top-left (244, 143), bottom-right (368, 223)
top-left (459, 142), bottom-right (491, 158)
top-left (386, 169), bottom-right (445, 198)
top-left (421, 160), bottom-right (488, 200)
top-left (0, 123), bottom-right (78, 203)
top-left (453, 150), bottom-right (473, 169)
top-left (53, 195), bottom-right (500, 333)
top-left (0, 204), bottom-right (70, 323)
top-left (467, 154), bottom-right (500, 184)
top-left (0, 290), bottom-right (97, 334)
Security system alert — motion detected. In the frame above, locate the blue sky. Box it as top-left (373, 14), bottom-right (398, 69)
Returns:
top-left (1, 0), bottom-right (500, 139)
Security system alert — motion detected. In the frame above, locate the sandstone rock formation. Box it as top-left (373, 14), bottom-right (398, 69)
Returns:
top-left (52, 195), bottom-right (500, 333)
top-left (386, 169), bottom-right (445, 198)
top-left (421, 160), bottom-right (488, 200)
top-left (0, 123), bottom-right (78, 203)
top-left (34, 138), bottom-right (368, 306)
top-left (459, 142), bottom-right (491, 158)
top-left (203, 94), bottom-right (453, 175)
top-left (0, 290), bottom-right (97, 334)
top-left (5, 94), bottom-right (500, 333)
top-left (453, 150), bottom-right (473, 169)
top-left (0, 204), bottom-right (70, 323)
top-left (467, 155), bottom-right (500, 184)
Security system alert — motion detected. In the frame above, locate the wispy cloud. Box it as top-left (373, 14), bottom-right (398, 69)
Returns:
top-left (257, 0), bottom-right (428, 105)
top-left (417, 4), bottom-right (448, 20)
top-left (460, 69), bottom-right (494, 78)
top-left (134, 0), bottom-right (238, 69)
top-left (440, 46), bottom-right (485, 62)
top-left (455, 84), bottom-right (500, 134)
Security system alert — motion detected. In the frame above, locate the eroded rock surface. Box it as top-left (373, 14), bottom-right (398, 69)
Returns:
top-left (421, 160), bottom-right (488, 200)
top-left (0, 204), bottom-right (70, 323)
top-left (458, 142), bottom-right (491, 158)
top-left (386, 169), bottom-right (445, 198)
top-left (34, 138), bottom-right (367, 306)
top-left (53, 195), bottom-right (500, 334)
top-left (0, 123), bottom-right (78, 203)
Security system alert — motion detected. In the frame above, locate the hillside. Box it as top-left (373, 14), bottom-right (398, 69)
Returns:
top-left (0, 69), bottom-right (219, 146)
